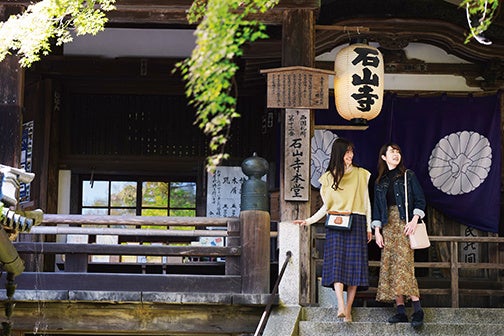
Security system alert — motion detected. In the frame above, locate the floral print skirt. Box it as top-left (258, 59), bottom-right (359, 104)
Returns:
top-left (376, 206), bottom-right (419, 302)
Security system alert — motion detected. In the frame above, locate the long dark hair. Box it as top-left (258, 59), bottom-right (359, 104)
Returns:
top-left (327, 138), bottom-right (356, 190)
top-left (376, 142), bottom-right (406, 182)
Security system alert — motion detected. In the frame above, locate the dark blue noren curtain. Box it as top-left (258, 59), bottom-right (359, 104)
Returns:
top-left (315, 93), bottom-right (501, 233)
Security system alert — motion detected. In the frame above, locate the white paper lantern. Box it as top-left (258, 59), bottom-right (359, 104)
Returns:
top-left (334, 43), bottom-right (384, 124)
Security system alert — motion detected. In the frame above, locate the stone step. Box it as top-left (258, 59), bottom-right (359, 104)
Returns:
top-left (297, 307), bottom-right (504, 336)
top-left (298, 320), bottom-right (504, 336)
top-left (263, 307), bottom-right (504, 336)
top-left (302, 307), bottom-right (504, 324)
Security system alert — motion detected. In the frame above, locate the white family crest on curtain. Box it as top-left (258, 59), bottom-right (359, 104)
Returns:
top-left (428, 131), bottom-right (492, 195)
top-left (310, 130), bottom-right (338, 188)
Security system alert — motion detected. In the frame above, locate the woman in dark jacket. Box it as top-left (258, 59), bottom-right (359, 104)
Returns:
top-left (371, 143), bottom-right (426, 328)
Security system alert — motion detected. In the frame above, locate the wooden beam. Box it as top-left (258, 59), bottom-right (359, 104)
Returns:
top-left (315, 124), bottom-right (369, 131)
top-left (41, 213), bottom-right (234, 226)
top-left (0, 0), bottom-right (320, 26)
top-left (314, 18), bottom-right (504, 62)
top-left (27, 226), bottom-right (227, 237)
top-left (14, 242), bottom-right (240, 256)
top-left (315, 60), bottom-right (484, 76)
top-left (4, 301), bottom-right (263, 334)
top-left (315, 25), bottom-right (370, 32)
top-left (4, 272), bottom-right (242, 292)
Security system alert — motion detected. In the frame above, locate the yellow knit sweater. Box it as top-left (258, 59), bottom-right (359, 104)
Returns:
top-left (305, 167), bottom-right (371, 232)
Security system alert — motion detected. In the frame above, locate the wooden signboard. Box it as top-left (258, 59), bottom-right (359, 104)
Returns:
top-left (260, 66), bottom-right (334, 109)
top-left (284, 109), bottom-right (310, 201)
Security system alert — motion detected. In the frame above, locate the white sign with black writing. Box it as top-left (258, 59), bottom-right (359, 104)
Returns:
top-left (206, 166), bottom-right (245, 218)
top-left (284, 108), bottom-right (310, 201)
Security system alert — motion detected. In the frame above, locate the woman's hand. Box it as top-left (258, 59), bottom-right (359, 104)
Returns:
top-left (404, 215), bottom-right (419, 236)
top-left (367, 231), bottom-right (372, 243)
top-left (374, 229), bottom-right (384, 248)
top-left (293, 219), bottom-right (308, 226)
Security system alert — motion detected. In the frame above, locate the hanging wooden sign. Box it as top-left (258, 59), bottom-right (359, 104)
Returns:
top-left (261, 66), bottom-right (334, 109)
top-left (284, 109), bottom-right (310, 201)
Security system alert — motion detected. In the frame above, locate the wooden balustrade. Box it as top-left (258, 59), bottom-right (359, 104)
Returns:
top-left (9, 214), bottom-right (502, 308)
top-left (11, 214), bottom-right (248, 293)
top-left (311, 224), bottom-right (504, 308)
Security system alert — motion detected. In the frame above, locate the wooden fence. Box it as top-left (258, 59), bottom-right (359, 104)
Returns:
top-left (12, 214), bottom-right (247, 293)
top-left (311, 224), bottom-right (504, 308)
top-left (7, 215), bottom-right (503, 308)
top-left (0, 213), bottom-right (278, 336)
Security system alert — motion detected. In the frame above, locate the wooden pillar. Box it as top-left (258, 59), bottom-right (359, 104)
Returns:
top-left (0, 57), bottom-right (23, 167)
top-left (0, 5), bottom-right (25, 167)
top-left (280, 9), bottom-right (315, 305)
top-left (240, 210), bottom-right (270, 293)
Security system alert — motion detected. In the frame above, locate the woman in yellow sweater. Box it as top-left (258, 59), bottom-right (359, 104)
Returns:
top-left (294, 138), bottom-right (372, 322)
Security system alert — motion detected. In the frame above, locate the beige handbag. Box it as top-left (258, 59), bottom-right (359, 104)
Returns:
top-left (404, 170), bottom-right (431, 249)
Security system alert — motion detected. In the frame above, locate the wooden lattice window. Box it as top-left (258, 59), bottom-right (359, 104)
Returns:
top-left (81, 178), bottom-right (196, 217)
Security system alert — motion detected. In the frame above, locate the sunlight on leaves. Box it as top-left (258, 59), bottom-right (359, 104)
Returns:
top-left (176, 0), bottom-right (279, 173)
top-left (460, 0), bottom-right (499, 44)
top-left (0, 0), bottom-right (115, 66)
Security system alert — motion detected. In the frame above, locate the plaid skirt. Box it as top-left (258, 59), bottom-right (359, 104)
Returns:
top-left (321, 213), bottom-right (369, 290)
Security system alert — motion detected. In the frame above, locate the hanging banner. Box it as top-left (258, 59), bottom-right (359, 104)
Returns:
top-left (315, 93), bottom-right (501, 233)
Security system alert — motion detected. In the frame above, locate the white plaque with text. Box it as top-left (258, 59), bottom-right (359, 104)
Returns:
top-left (284, 109), bottom-right (310, 201)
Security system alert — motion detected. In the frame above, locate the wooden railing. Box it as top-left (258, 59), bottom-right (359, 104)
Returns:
top-left (12, 214), bottom-right (244, 293)
top-left (311, 224), bottom-right (504, 308)
top-left (11, 215), bottom-right (502, 308)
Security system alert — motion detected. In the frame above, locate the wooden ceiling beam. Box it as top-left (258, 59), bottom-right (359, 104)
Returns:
top-left (1, 0), bottom-right (320, 26)
top-left (28, 56), bottom-right (184, 78)
top-left (314, 18), bottom-right (504, 62)
top-left (315, 60), bottom-right (484, 76)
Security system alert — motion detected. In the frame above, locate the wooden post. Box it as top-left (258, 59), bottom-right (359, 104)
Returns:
top-left (280, 8), bottom-right (315, 305)
top-left (450, 241), bottom-right (459, 308)
top-left (226, 219), bottom-right (241, 276)
top-left (0, 5), bottom-right (25, 167)
top-left (240, 210), bottom-right (270, 294)
top-left (0, 57), bottom-right (23, 167)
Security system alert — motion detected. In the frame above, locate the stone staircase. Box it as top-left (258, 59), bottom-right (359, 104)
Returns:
top-left (297, 307), bottom-right (504, 336)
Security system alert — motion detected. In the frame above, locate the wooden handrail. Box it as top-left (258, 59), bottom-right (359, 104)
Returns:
top-left (254, 251), bottom-right (292, 336)
top-left (10, 213), bottom-right (275, 296)
top-left (13, 242), bottom-right (241, 256)
top-left (17, 215), bottom-right (241, 280)
top-left (29, 226), bottom-right (228, 237)
top-left (41, 214), bottom-right (234, 227)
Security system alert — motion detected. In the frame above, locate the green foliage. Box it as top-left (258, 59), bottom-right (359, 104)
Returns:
top-left (143, 182), bottom-right (169, 207)
top-left (177, 0), bottom-right (279, 173)
top-left (113, 184), bottom-right (136, 207)
top-left (169, 182), bottom-right (195, 205)
top-left (461, 0), bottom-right (499, 44)
top-left (0, 0), bottom-right (115, 66)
